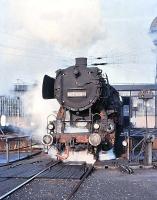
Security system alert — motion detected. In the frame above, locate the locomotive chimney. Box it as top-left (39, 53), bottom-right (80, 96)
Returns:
top-left (75, 57), bottom-right (87, 67)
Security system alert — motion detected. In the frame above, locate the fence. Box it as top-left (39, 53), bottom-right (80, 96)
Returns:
top-left (0, 96), bottom-right (24, 117)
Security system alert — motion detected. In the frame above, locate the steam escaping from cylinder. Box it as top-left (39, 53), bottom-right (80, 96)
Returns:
top-left (48, 147), bottom-right (95, 164)
top-left (48, 147), bottom-right (116, 164)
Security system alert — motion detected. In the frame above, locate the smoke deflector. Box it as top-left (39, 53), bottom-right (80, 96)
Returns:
top-left (42, 75), bottom-right (55, 99)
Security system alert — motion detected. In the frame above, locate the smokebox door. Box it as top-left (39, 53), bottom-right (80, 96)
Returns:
top-left (42, 75), bottom-right (55, 99)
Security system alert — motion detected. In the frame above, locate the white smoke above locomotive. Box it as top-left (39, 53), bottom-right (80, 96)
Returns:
top-left (0, 0), bottom-right (156, 91)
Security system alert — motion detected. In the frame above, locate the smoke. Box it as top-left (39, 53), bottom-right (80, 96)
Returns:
top-left (87, 1), bottom-right (157, 83)
top-left (0, 0), bottom-right (157, 89)
top-left (23, 80), bottom-right (60, 140)
top-left (0, 0), bottom-right (104, 93)
top-left (9, 0), bottom-right (103, 49)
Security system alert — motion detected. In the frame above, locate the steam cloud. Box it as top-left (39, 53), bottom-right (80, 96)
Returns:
top-left (0, 0), bottom-right (157, 86)
top-left (0, 0), bottom-right (156, 88)
top-left (9, 0), bottom-right (103, 49)
top-left (23, 81), bottom-right (60, 140)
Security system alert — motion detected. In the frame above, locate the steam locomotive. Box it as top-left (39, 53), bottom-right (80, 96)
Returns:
top-left (42, 58), bottom-right (123, 162)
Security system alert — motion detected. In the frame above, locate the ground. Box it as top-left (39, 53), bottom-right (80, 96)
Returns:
top-left (0, 154), bottom-right (157, 200)
top-left (73, 168), bottom-right (157, 200)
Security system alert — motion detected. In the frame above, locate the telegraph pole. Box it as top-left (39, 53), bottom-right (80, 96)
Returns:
top-left (138, 90), bottom-right (154, 165)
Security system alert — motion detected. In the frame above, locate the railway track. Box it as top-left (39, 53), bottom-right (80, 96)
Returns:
top-left (0, 157), bottom-right (94, 200)
top-left (66, 164), bottom-right (94, 200)
top-left (0, 156), bottom-right (134, 200)
top-left (0, 160), bottom-right (61, 200)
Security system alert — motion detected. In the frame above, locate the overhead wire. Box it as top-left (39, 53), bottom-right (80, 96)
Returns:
top-left (0, 30), bottom-right (74, 62)
top-left (0, 44), bottom-right (73, 64)
top-left (0, 30), bottom-right (154, 66)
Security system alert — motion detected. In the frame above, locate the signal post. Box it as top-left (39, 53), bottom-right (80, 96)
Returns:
top-left (138, 90), bottom-right (154, 165)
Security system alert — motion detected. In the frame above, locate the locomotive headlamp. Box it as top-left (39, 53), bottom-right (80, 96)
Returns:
top-left (42, 134), bottom-right (53, 146)
top-left (47, 122), bottom-right (55, 131)
top-left (93, 123), bottom-right (100, 130)
top-left (89, 133), bottom-right (101, 146)
top-left (122, 140), bottom-right (127, 147)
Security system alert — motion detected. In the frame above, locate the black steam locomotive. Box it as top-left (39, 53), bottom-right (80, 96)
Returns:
top-left (42, 58), bottom-right (123, 161)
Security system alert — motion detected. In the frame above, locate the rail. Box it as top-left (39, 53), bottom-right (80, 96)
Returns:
top-left (0, 160), bottom-right (61, 200)
top-left (66, 164), bottom-right (94, 200)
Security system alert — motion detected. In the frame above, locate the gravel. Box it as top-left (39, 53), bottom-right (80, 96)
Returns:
top-left (5, 179), bottom-right (79, 200)
top-left (73, 169), bottom-right (157, 200)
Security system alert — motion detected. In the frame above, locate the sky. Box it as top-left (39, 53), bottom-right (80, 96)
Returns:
top-left (0, 0), bottom-right (157, 94)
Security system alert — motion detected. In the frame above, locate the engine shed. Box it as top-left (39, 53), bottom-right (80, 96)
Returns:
top-left (113, 83), bottom-right (157, 161)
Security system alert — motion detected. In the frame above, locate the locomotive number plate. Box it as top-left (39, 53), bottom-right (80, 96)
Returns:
top-left (67, 90), bottom-right (86, 97)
